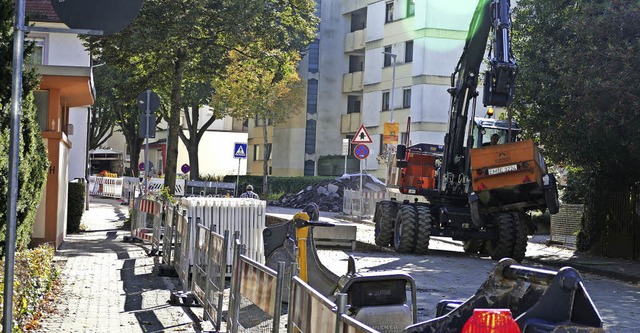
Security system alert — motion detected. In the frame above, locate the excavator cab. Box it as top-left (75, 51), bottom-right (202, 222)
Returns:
top-left (473, 117), bottom-right (521, 148)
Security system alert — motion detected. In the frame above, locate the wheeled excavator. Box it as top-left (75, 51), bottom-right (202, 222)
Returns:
top-left (373, 0), bottom-right (560, 261)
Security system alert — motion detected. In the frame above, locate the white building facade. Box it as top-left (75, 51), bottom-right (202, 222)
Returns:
top-left (251, 0), bottom-right (493, 179)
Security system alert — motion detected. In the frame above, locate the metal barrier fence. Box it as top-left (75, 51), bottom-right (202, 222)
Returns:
top-left (130, 198), bottom-right (160, 243)
top-left (145, 197), bottom-right (382, 332)
top-left (192, 223), bottom-right (230, 331)
top-left (181, 197), bottom-right (266, 271)
top-left (343, 189), bottom-right (388, 217)
top-left (550, 204), bottom-right (584, 249)
top-left (228, 239), bottom-right (286, 333)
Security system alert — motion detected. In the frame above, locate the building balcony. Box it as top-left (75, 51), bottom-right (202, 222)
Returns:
top-left (343, 71), bottom-right (363, 93)
top-left (345, 29), bottom-right (366, 52)
top-left (341, 113), bottom-right (361, 134)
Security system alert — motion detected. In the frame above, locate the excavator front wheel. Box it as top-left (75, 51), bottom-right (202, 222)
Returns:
top-left (394, 205), bottom-right (417, 253)
top-left (374, 201), bottom-right (397, 247)
top-left (462, 239), bottom-right (484, 254)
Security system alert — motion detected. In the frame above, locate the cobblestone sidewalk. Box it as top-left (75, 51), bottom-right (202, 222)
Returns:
top-left (36, 198), bottom-right (211, 333)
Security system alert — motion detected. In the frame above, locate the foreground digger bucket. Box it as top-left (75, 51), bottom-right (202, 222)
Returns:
top-left (405, 258), bottom-right (604, 333)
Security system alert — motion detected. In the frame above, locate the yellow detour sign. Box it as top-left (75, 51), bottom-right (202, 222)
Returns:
top-left (383, 122), bottom-right (399, 144)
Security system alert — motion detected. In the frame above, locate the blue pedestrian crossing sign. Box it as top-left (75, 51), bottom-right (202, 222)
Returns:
top-left (234, 143), bottom-right (248, 159)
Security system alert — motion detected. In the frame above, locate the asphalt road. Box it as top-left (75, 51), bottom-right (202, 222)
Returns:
top-left (315, 220), bottom-right (640, 332)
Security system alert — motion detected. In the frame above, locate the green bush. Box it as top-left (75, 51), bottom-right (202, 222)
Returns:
top-left (221, 175), bottom-right (334, 196)
top-left (67, 182), bottom-right (85, 233)
top-left (0, 244), bottom-right (58, 332)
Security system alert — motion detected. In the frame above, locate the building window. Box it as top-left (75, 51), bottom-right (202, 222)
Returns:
top-left (305, 119), bottom-right (316, 155)
top-left (384, 46), bottom-right (392, 67)
top-left (307, 79), bottom-right (318, 114)
top-left (405, 41), bottom-right (413, 63)
top-left (403, 88), bottom-right (411, 108)
top-left (349, 55), bottom-right (364, 73)
top-left (382, 91), bottom-right (390, 111)
top-left (26, 38), bottom-right (45, 65)
top-left (407, 0), bottom-right (415, 17)
top-left (385, 2), bottom-right (394, 23)
top-left (33, 91), bottom-right (49, 131)
top-left (307, 39), bottom-right (320, 73)
top-left (304, 160), bottom-right (315, 176)
top-left (347, 95), bottom-right (361, 114)
top-left (253, 145), bottom-right (261, 161)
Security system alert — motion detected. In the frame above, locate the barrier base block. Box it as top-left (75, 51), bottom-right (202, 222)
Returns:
top-left (122, 236), bottom-right (144, 243)
top-left (168, 291), bottom-right (201, 307)
top-left (157, 265), bottom-right (178, 277)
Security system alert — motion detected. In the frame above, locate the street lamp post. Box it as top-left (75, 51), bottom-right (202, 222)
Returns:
top-left (382, 51), bottom-right (397, 123)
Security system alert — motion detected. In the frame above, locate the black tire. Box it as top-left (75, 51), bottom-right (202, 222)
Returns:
top-left (545, 187), bottom-right (560, 214)
top-left (394, 205), bottom-right (417, 253)
top-left (485, 213), bottom-right (517, 260)
top-left (462, 239), bottom-right (484, 254)
top-left (413, 206), bottom-right (432, 254)
top-left (512, 213), bottom-right (528, 262)
top-left (374, 201), bottom-right (397, 247)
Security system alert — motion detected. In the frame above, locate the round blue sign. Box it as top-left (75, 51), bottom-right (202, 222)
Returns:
top-left (181, 163), bottom-right (191, 173)
top-left (138, 162), bottom-right (144, 171)
top-left (354, 144), bottom-right (370, 160)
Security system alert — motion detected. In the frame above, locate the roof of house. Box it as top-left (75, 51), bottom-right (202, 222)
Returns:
top-left (25, 0), bottom-right (61, 23)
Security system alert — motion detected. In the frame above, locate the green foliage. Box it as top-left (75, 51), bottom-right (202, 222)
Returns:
top-left (561, 167), bottom-right (591, 204)
top-left (512, 0), bottom-right (640, 182)
top-left (67, 182), bottom-right (85, 234)
top-left (0, 0), bottom-right (49, 254)
top-left (158, 185), bottom-right (177, 204)
top-left (222, 175), bottom-right (333, 196)
top-left (0, 244), bottom-right (58, 332)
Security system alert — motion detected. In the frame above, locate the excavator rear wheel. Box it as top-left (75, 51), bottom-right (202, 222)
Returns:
top-left (413, 206), bottom-right (432, 254)
top-left (394, 205), bottom-right (417, 253)
top-left (374, 201), bottom-right (397, 247)
top-left (512, 213), bottom-right (528, 262)
top-left (485, 213), bottom-right (517, 260)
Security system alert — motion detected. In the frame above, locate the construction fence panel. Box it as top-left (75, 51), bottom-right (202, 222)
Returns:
top-left (131, 198), bottom-right (160, 243)
top-left (181, 197), bottom-right (266, 273)
top-left (287, 276), bottom-right (338, 333)
top-left (148, 177), bottom-right (185, 196)
top-left (227, 239), bottom-right (285, 333)
top-left (550, 204), bottom-right (584, 249)
top-left (151, 200), bottom-right (165, 253)
top-left (175, 210), bottom-right (194, 291)
top-left (191, 224), bottom-right (229, 331)
top-left (343, 189), bottom-right (388, 217)
top-left (162, 203), bottom-right (177, 267)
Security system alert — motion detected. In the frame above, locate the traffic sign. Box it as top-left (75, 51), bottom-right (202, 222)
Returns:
top-left (138, 162), bottom-right (145, 171)
top-left (137, 90), bottom-right (161, 113)
top-left (234, 143), bottom-right (248, 159)
top-left (351, 124), bottom-right (373, 144)
top-left (342, 139), bottom-right (349, 156)
top-left (181, 163), bottom-right (191, 174)
top-left (383, 122), bottom-right (399, 144)
top-left (354, 144), bottom-right (370, 160)
top-left (52, 0), bottom-right (143, 36)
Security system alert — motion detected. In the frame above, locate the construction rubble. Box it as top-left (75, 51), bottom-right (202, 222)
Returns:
top-left (270, 173), bottom-right (386, 212)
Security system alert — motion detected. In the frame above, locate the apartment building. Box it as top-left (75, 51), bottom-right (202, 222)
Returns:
top-left (247, 0), bottom-right (493, 179)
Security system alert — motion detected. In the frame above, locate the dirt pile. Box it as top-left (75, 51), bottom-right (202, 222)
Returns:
top-left (270, 174), bottom-right (386, 212)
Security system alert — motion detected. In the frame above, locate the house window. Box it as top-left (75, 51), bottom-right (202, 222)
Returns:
top-left (347, 95), bottom-right (361, 114)
top-left (253, 145), bottom-right (260, 161)
top-left (407, 0), bottom-right (415, 17)
top-left (405, 41), bottom-right (413, 63)
top-left (384, 46), bottom-right (392, 67)
top-left (382, 91), bottom-right (390, 111)
top-left (26, 38), bottom-right (45, 65)
top-left (33, 91), bottom-right (49, 131)
top-left (385, 2), bottom-right (394, 23)
top-left (403, 88), bottom-right (411, 108)
top-left (349, 55), bottom-right (364, 73)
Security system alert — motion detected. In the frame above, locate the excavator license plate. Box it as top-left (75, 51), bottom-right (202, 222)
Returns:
top-left (487, 164), bottom-right (517, 175)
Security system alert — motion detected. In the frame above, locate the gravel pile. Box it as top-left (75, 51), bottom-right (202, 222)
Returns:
top-left (270, 173), bottom-right (386, 212)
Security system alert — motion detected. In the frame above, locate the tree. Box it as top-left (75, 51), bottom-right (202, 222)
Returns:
top-left (89, 64), bottom-right (118, 150)
top-left (212, 50), bottom-right (306, 195)
top-left (0, 1), bottom-right (48, 253)
top-left (89, 0), bottom-right (317, 195)
top-left (512, 0), bottom-right (640, 250)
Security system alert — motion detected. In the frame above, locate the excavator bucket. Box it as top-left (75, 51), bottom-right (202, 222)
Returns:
top-left (404, 258), bottom-right (604, 333)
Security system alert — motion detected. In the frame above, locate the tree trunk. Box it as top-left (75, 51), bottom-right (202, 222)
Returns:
top-left (187, 144), bottom-right (199, 180)
top-left (262, 116), bottom-right (269, 196)
top-left (164, 50), bottom-right (187, 195)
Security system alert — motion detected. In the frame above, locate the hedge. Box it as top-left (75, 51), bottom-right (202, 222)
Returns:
top-left (0, 244), bottom-right (58, 332)
top-left (67, 182), bottom-right (85, 233)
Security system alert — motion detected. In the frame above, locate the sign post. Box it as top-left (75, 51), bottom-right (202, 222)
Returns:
top-left (233, 143), bottom-right (248, 196)
top-left (351, 125), bottom-right (372, 217)
top-left (342, 139), bottom-right (349, 175)
top-left (137, 90), bottom-right (160, 197)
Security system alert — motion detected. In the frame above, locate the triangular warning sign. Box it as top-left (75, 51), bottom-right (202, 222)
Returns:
top-left (235, 145), bottom-right (246, 157)
top-left (351, 124), bottom-right (373, 144)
